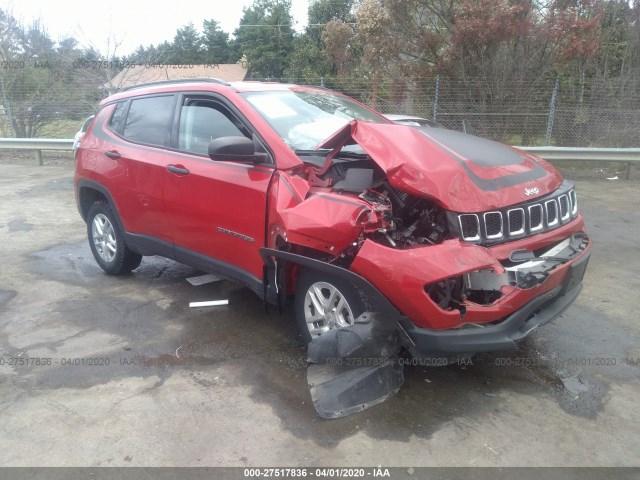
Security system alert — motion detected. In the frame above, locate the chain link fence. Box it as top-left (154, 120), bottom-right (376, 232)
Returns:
top-left (0, 76), bottom-right (100, 139)
top-left (286, 75), bottom-right (640, 148)
top-left (1, 72), bottom-right (639, 148)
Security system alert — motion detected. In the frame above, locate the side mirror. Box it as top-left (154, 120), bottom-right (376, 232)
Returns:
top-left (208, 136), bottom-right (267, 163)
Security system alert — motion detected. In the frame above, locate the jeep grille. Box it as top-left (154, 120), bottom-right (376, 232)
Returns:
top-left (456, 182), bottom-right (579, 244)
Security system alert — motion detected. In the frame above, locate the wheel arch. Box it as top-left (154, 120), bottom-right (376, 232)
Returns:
top-left (77, 180), bottom-right (125, 232)
top-left (259, 247), bottom-right (400, 320)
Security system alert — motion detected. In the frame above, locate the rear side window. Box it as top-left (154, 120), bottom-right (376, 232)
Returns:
top-left (81, 115), bottom-right (95, 133)
top-left (123, 95), bottom-right (174, 146)
top-left (108, 103), bottom-right (126, 132)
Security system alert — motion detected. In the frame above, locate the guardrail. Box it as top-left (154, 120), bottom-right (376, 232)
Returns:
top-left (0, 139), bottom-right (638, 178)
top-left (0, 138), bottom-right (75, 165)
top-left (517, 146), bottom-right (640, 179)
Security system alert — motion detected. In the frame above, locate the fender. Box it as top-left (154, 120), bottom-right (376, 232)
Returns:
top-left (259, 248), bottom-right (408, 337)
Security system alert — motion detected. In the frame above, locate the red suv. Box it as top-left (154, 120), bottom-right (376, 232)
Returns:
top-left (75, 78), bottom-right (591, 358)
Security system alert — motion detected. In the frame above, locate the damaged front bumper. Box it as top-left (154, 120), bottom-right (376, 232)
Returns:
top-left (350, 217), bottom-right (590, 322)
top-left (349, 228), bottom-right (591, 357)
top-left (302, 246), bottom-right (589, 418)
top-left (400, 248), bottom-right (589, 355)
top-left (262, 226), bottom-right (590, 357)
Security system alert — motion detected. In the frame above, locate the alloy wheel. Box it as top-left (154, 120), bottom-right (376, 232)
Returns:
top-left (303, 281), bottom-right (355, 337)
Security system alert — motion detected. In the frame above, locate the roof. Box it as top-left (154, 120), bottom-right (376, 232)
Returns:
top-left (106, 63), bottom-right (249, 90)
top-left (100, 80), bottom-right (330, 105)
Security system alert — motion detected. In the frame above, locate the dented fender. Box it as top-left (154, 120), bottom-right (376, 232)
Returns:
top-left (267, 172), bottom-right (384, 255)
top-left (274, 193), bottom-right (368, 253)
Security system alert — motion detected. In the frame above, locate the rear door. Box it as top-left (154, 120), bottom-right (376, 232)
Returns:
top-left (96, 94), bottom-right (175, 253)
top-left (163, 93), bottom-right (274, 287)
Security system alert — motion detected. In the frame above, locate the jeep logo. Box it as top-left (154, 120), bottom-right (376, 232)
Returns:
top-left (524, 187), bottom-right (540, 196)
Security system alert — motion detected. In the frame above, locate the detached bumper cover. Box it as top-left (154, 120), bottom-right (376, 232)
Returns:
top-left (401, 249), bottom-right (590, 354)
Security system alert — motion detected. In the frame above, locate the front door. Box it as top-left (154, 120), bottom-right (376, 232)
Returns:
top-left (163, 94), bottom-right (274, 286)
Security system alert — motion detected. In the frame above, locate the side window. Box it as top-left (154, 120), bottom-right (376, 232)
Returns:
top-left (123, 95), bottom-right (174, 146)
top-left (108, 103), bottom-right (125, 133)
top-left (81, 115), bottom-right (95, 133)
top-left (178, 100), bottom-right (246, 156)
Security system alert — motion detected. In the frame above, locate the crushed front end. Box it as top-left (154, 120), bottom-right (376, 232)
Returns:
top-left (266, 121), bottom-right (591, 357)
top-left (349, 181), bottom-right (590, 357)
top-left (261, 119), bottom-right (591, 418)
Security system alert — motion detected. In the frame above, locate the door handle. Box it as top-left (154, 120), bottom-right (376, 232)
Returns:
top-left (167, 165), bottom-right (190, 175)
top-left (104, 150), bottom-right (121, 159)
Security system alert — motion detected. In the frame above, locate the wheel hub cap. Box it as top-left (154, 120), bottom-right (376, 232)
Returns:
top-left (303, 281), bottom-right (354, 337)
top-left (91, 213), bottom-right (117, 263)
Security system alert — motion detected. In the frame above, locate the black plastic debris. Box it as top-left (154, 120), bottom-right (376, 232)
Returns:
top-left (308, 361), bottom-right (404, 419)
top-left (308, 313), bottom-right (401, 363)
top-left (307, 312), bottom-right (405, 419)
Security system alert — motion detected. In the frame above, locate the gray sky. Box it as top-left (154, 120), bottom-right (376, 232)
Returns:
top-left (1, 0), bottom-right (310, 56)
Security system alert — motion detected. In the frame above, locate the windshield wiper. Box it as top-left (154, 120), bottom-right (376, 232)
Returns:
top-left (334, 150), bottom-right (369, 159)
top-left (294, 149), bottom-right (331, 157)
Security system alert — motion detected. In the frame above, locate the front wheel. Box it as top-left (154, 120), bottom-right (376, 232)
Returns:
top-left (294, 270), bottom-right (365, 344)
top-left (87, 201), bottom-right (142, 275)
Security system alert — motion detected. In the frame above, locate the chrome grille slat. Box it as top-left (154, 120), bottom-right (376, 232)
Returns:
top-left (457, 186), bottom-right (578, 244)
top-left (558, 194), bottom-right (570, 221)
top-left (569, 190), bottom-right (578, 215)
top-left (459, 214), bottom-right (480, 241)
top-left (507, 208), bottom-right (525, 235)
top-left (484, 211), bottom-right (503, 239)
top-left (545, 199), bottom-right (558, 226)
top-left (528, 204), bottom-right (543, 232)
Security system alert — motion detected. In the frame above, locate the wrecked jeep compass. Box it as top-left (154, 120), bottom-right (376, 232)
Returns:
top-left (75, 79), bottom-right (591, 417)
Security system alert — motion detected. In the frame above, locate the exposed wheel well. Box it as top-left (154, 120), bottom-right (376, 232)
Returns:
top-left (274, 237), bottom-right (332, 294)
top-left (79, 187), bottom-right (108, 221)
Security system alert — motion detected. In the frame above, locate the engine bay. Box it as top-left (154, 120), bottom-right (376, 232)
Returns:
top-left (302, 154), bottom-right (451, 250)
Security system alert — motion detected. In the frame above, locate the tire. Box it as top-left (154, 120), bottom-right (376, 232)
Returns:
top-left (294, 269), bottom-right (366, 344)
top-left (86, 201), bottom-right (142, 275)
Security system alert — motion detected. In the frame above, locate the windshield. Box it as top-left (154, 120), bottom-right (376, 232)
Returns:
top-left (242, 89), bottom-right (386, 150)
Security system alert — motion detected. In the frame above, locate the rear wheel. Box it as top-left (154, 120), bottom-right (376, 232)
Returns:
top-left (294, 270), bottom-right (365, 344)
top-left (87, 201), bottom-right (142, 275)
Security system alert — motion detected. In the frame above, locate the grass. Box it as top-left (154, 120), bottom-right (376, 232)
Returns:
top-left (504, 134), bottom-right (548, 146)
top-left (38, 119), bottom-right (84, 139)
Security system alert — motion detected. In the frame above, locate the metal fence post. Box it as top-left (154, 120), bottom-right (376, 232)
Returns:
top-left (545, 76), bottom-right (560, 146)
top-left (432, 75), bottom-right (440, 122)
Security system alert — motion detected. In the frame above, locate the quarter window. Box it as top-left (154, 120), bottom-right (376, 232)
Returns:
top-left (107, 103), bottom-right (126, 133)
top-left (123, 95), bottom-right (174, 146)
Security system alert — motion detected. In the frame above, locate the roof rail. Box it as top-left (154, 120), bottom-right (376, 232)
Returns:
top-left (120, 78), bottom-right (230, 92)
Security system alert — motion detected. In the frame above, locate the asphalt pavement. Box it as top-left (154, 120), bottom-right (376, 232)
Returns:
top-left (0, 162), bottom-right (639, 467)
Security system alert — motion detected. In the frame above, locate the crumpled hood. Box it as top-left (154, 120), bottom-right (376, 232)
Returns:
top-left (320, 121), bottom-right (563, 212)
